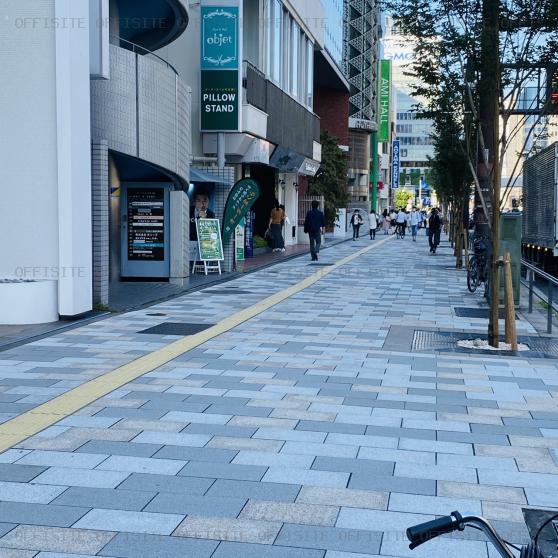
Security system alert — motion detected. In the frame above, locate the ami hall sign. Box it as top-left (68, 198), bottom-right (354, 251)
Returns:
top-left (200, 5), bottom-right (241, 132)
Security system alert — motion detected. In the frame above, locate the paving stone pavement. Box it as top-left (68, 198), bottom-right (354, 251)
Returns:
top-left (0, 234), bottom-right (557, 557)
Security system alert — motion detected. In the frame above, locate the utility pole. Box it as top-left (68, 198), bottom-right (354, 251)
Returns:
top-left (478, 0), bottom-right (501, 347)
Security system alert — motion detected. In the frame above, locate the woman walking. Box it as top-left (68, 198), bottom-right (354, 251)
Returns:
top-left (268, 199), bottom-right (285, 253)
top-left (369, 209), bottom-right (378, 239)
top-left (381, 209), bottom-right (390, 235)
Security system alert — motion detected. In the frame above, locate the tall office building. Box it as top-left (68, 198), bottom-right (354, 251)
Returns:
top-left (381, 16), bottom-right (434, 203)
top-left (344, 0), bottom-right (380, 201)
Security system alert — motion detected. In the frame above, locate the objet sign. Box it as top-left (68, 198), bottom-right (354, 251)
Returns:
top-left (201, 6), bottom-right (239, 69)
top-left (200, 3), bottom-right (241, 132)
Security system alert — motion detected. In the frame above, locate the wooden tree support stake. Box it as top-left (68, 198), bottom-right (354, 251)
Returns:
top-left (504, 252), bottom-right (518, 351)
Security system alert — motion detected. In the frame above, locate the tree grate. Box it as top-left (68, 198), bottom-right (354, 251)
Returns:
top-left (412, 329), bottom-right (558, 358)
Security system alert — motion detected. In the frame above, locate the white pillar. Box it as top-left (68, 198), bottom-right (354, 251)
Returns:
top-left (55, 0), bottom-right (93, 315)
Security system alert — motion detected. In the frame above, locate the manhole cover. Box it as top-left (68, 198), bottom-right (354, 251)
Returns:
top-left (138, 322), bottom-right (215, 335)
top-left (454, 307), bottom-right (515, 319)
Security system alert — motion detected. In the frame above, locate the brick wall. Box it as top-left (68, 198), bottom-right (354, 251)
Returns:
top-left (313, 86), bottom-right (350, 145)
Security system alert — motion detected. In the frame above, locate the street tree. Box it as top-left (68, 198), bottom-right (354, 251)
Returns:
top-left (383, 0), bottom-right (558, 346)
top-left (394, 189), bottom-right (413, 209)
top-left (308, 131), bottom-right (349, 227)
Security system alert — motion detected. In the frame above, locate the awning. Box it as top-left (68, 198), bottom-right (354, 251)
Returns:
top-left (189, 167), bottom-right (229, 184)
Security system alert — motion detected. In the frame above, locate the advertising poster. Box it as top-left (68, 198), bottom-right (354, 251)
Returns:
top-left (196, 219), bottom-right (224, 261)
top-left (127, 188), bottom-right (165, 261)
top-left (235, 218), bottom-right (245, 261)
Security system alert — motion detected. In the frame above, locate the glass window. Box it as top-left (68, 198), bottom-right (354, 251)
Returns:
top-left (272, 0), bottom-right (282, 83)
top-left (282, 8), bottom-right (290, 90)
top-left (306, 38), bottom-right (313, 108)
top-left (291, 19), bottom-right (299, 97)
top-left (265, 0), bottom-right (272, 77)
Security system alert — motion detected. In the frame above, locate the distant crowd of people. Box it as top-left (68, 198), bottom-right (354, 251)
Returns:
top-left (349, 206), bottom-right (444, 254)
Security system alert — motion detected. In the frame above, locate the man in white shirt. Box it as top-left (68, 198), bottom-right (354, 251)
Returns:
top-left (395, 209), bottom-right (407, 239)
top-left (409, 207), bottom-right (421, 242)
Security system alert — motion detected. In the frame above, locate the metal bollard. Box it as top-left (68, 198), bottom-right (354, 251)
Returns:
top-left (548, 279), bottom-right (553, 335)
top-left (528, 269), bottom-right (533, 313)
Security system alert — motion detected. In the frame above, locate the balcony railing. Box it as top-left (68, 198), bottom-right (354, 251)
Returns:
top-left (111, 34), bottom-right (178, 75)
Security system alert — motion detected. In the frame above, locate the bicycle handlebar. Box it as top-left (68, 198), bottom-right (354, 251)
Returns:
top-left (406, 511), bottom-right (462, 549)
top-left (407, 513), bottom-right (516, 558)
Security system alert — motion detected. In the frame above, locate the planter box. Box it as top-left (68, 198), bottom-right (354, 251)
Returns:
top-left (0, 280), bottom-right (58, 324)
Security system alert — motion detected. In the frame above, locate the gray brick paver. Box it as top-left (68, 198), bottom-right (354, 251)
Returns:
top-left (1, 236), bottom-right (557, 556)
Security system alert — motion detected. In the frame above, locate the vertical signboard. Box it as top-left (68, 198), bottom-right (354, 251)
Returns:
top-left (222, 178), bottom-right (261, 242)
top-left (391, 140), bottom-right (400, 190)
top-left (121, 184), bottom-right (170, 278)
top-left (200, 4), bottom-right (241, 131)
top-left (377, 60), bottom-right (391, 143)
top-left (127, 188), bottom-right (165, 260)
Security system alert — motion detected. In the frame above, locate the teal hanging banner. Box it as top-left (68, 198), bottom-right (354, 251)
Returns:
top-left (201, 6), bottom-right (239, 69)
top-left (222, 179), bottom-right (260, 243)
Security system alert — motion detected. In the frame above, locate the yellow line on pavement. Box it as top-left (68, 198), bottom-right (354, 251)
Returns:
top-left (0, 236), bottom-right (392, 453)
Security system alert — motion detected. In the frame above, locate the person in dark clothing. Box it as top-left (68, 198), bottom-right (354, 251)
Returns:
top-left (304, 200), bottom-right (325, 261)
top-left (349, 209), bottom-right (363, 240)
top-left (428, 208), bottom-right (442, 254)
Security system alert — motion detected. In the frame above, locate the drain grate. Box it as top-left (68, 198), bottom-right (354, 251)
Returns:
top-left (412, 330), bottom-right (463, 350)
top-left (138, 322), bottom-right (215, 335)
top-left (204, 289), bottom-right (252, 295)
top-left (308, 263), bottom-right (334, 267)
top-left (454, 307), bottom-right (516, 319)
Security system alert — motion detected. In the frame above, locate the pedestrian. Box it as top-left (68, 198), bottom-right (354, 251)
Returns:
top-left (428, 207), bottom-right (442, 254)
top-left (268, 199), bottom-right (285, 253)
top-left (409, 207), bottom-right (421, 242)
top-left (395, 208), bottom-right (406, 238)
top-left (381, 209), bottom-right (390, 235)
top-left (350, 209), bottom-right (363, 240)
top-left (369, 209), bottom-right (378, 239)
top-left (303, 200), bottom-right (325, 261)
top-left (389, 208), bottom-right (397, 234)
top-left (279, 204), bottom-right (291, 247)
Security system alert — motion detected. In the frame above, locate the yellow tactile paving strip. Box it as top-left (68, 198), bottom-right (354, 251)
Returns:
top-left (0, 237), bottom-right (391, 453)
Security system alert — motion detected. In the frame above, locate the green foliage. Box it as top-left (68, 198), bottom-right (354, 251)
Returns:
top-left (394, 190), bottom-right (413, 209)
top-left (308, 131), bottom-right (349, 227)
top-left (253, 235), bottom-right (268, 249)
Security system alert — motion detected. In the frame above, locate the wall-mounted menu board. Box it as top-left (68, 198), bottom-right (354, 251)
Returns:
top-left (127, 188), bottom-right (165, 261)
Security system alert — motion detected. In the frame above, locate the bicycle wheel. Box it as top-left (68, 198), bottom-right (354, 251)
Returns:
top-left (467, 258), bottom-right (478, 293)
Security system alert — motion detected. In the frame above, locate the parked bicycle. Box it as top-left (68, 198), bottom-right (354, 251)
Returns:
top-left (407, 510), bottom-right (557, 557)
top-left (467, 236), bottom-right (489, 295)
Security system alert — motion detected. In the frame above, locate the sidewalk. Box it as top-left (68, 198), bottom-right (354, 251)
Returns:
top-left (0, 233), bottom-right (557, 557)
top-left (0, 234), bottom-right (343, 347)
